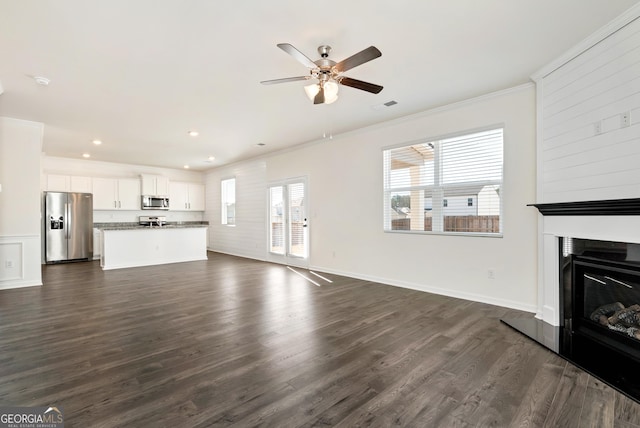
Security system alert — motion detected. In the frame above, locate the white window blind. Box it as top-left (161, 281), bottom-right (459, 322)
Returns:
top-left (221, 178), bottom-right (236, 225)
top-left (383, 128), bottom-right (503, 235)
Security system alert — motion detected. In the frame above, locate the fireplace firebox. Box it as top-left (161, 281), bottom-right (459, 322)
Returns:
top-left (503, 237), bottom-right (640, 403)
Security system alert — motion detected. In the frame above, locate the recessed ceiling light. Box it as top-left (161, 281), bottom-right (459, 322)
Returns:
top-left (183, 165), bottom-right (190, 169)
top-left (92, 139), bottom-right (102, 145)
top-left (33, 76), bottom-right (50, 86)
top-left (188, 130), bottom-right (199, 137)
top-left (208, 156), bottom-right (215, 161)
top-left (82, 153), bottom-right (90, 158)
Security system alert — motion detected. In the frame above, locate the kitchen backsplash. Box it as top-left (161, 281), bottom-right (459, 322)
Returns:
top-left (93, 210), bottom-right (204, 223)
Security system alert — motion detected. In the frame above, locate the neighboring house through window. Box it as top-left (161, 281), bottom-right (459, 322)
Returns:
top-left (383, 127), bottom-right (503, 235)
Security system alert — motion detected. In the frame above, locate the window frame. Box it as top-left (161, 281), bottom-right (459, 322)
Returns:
top-left (382, 125), bottom-right (504, 238)
top-left (221, 177), bottom-right (236, 226)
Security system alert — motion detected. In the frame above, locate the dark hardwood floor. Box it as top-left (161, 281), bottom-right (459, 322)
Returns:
top-left (1, 252), bottom-right (640, 427)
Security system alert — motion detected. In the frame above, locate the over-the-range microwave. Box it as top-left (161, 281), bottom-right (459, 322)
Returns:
top-left (141, 195), bottom-right (169, 210)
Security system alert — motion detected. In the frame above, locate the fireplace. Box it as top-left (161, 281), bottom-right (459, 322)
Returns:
top-left (504, 236), bottom-right (640, 402)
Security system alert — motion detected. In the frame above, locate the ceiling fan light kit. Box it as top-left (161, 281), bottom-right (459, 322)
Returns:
top-left (261, 43), bottom-right (383, 105)
top-left (304, 81), bottom-right (339, 104)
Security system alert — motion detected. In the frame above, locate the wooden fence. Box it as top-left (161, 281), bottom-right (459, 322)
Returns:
top-left (391, 215), bottom-right (500, 233)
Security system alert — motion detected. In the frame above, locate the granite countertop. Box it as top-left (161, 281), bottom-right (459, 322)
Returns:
top-left (94, 221), bottom-right (209, 231)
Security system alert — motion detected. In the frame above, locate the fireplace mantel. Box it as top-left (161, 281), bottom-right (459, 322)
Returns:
top-left (528, 198), bottom-right (640, 216)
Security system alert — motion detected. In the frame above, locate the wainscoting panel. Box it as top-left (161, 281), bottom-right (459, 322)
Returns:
top-left (0, 235), bottom-right (42, 289)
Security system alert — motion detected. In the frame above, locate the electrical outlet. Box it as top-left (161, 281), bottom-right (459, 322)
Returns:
top-left (622, 112), bottom-right (630, 128)
top-left (594, 121), bottom-right (602, 135)
top-left (487, 269), bottom-right (495, 279)
top-left (5, 260), bottom-right (13, 268)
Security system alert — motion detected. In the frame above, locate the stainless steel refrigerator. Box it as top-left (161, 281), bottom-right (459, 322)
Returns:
top-left (45, 192), bottom-right (93, 263)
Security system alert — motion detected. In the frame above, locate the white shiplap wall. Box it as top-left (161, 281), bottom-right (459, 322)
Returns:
top-left (541, 16), bottom-right (640, 203)
top-left (205, 159), bottom-right (267, 260)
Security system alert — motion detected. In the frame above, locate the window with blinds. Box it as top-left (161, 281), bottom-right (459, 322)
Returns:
top-left (221, 177), bottom-right (236, 225)
top-left (383, 127), bottom-right (503, 235)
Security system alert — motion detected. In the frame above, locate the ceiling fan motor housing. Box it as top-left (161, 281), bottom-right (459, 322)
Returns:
top-left (317, 45), bottom-right (331, 58)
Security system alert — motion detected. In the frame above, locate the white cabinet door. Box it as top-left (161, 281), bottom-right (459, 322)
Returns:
top-left (46, 174), bottom-right (70, 191)
top-left (188, 183), bottom-right (205, 211)
top-left (140, 174), bottom-right (156, 195)
top-left (92, 178), bottom-right (118, 209)
top-left (70, 176), bottom-right (92, 193)
top-left (169, 182), bottom-right (205, 211)
top-left (47, 174), bottom-right (92, 192)
top-left (117, 178), bottom-right (141, 210)
top-left (169, 181), bottom-right (189, 211)
top-left (93, 178), bottom-right (140, 210)
top-left (156, 176), bottom-right (169, 196)
top-left (141, 174), bottom-right (169, 196)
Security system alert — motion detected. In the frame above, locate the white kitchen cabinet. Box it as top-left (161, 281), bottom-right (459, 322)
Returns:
top-left (46, 174), bottom-right (92, 193)
top-left (140, 174), bottom-right (169, 196)
top-left (92, 177), bottom-right (140, 210)
top-left (46, 174), bottom-right (69, 192)
top-left (169, 182), bottom-right (205, 211)
top-left (71, 176), bottom-right (93, 193)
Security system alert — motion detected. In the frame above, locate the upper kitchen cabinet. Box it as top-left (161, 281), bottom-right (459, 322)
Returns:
top-left (169, 182), bottom-right (205, 211)
top-left (93, 177), bottom-right (140, 210)
top-left (140, 174), bottom-right (169, 196)
top-left (46, 174), bottom-right (92, 193)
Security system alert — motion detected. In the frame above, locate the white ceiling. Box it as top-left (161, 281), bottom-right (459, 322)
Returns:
top-left (1, 1), bottom-right (638, 171)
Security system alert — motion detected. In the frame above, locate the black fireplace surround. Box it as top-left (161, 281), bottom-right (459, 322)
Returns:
top-left (503, 199), bottom-right (640, 403)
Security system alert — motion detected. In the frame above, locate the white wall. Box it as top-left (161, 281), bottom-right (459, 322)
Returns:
top-left (205, 84), bottom-right (538, 312)
top-left (539, 11), bottom-right (640, 204)
top-left (533, 6), bottom-right (640, 326)
top-left (206, 160), bottom-right (267, 260)
top-left (0, 117), bottom-right (43, 289)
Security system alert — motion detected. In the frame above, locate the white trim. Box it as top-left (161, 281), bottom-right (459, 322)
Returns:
top-left (203, 250), bottom-right (536, 313)
top-left (531, 4), bottom-right (640, 81)
top-left (207, 248), bottom-right (267, 262)
top-left (0, 241), bottom-right (24, 281)
top-left (0, 234), bottom-right (42, 290)
top-left (309, 264), bottom-right (537, 314)
top-left (0, 279), bottom-right (42, 290)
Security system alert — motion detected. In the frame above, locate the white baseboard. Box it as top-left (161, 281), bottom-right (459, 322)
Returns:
top-left (309, 264), bottom-right (538, 314)
top-left (0, 279), bottom-right (42, 290)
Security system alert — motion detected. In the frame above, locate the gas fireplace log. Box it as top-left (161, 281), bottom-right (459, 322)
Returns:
top-left (607, 323), bottom-right (640, 340)
top-left (590, 302), bottom-right (625, 325)
top-left (608, 304), bottom-right (640, 327)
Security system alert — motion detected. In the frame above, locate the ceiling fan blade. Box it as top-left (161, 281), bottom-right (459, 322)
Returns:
top-left (277, 43), bottom-right (318, 69)
top-left (333, 46), bottom-right (382, 73)
top-left (338, 77), bottom-right (383, 94)
top-left (314, 86), bottom-right (325, 104)
top-left (260, 76), bottom-right (310, 85)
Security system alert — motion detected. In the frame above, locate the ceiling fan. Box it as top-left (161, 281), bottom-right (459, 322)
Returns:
top-left (261, 43), bottom-right (383, 104)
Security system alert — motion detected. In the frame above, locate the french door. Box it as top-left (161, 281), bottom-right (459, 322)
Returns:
top-left (268, 179), bottom-right (308, 267)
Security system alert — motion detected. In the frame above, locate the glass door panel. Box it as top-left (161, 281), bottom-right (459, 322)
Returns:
top-left (268, 179), bottom-right (308, 266)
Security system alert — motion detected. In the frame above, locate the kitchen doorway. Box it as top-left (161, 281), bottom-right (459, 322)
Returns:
top-left (267, 178), bottom-right (308, 268)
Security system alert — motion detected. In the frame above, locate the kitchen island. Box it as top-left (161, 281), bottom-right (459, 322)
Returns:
top-left (96, 223), bottom-right (208, 270)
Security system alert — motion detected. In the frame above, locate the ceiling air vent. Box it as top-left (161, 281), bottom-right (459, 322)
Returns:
top-left (372, 100), bottom-right (398, 111)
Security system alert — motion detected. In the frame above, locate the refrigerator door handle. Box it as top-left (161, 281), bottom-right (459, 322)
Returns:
top-left (65, 203), bottom-right (70, 239)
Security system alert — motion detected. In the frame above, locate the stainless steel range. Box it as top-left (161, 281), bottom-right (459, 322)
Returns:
top-left (139, 216), bottom-right (166, 227)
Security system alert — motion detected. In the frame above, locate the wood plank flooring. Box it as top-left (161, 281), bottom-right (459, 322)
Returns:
top-left (1, 251), bottom-right (640, 427)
